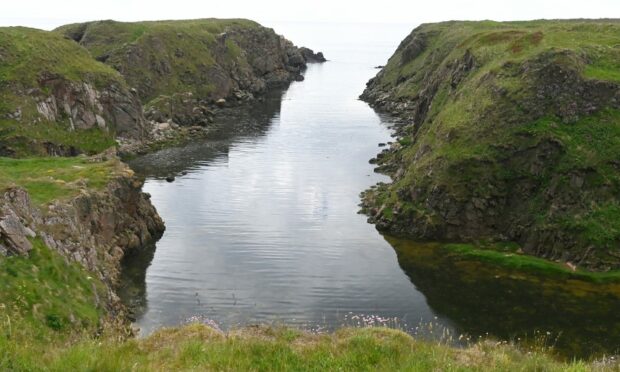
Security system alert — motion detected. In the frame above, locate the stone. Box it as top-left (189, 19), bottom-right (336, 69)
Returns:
top-left (0, 212), bottom-right (33, 256)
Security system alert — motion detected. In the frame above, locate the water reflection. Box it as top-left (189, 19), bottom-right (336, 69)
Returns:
top-left (387, 236), bottom-right (620, 358)
top-left (129, 89), bottom-right (286, 179)
top-left (117, 243), bottom-right (156, 321)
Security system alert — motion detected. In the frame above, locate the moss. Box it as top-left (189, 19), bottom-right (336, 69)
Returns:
top-left (0, 119), bottom-right (117, 157)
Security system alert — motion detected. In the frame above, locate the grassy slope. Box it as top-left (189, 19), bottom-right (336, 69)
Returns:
top-left (0, 27), bottom-right (124, 155)
top-left (0, 240), bottom-right (107, 361)
top-left (2, 323), bottom-right (608, 371)
top-left (364, 20), bottom-right (620, 267)
top-left (55, 19), bottom-right (264, 103)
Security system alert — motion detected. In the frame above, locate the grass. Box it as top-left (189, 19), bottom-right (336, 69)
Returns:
top-left (0, 157), bottom-right (122, 206)
top-left (1, 323), bottom-right (609, 371)
top-left (0, 27), bottom-right (121, 88)
top-left (0, 239), bottom-right (105, 346)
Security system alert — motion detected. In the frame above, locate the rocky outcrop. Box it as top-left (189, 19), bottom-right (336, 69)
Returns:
top-left (33, 75), bottom-right (146, 139)
top-left (361, 20), bottom-right (620, 271)
top-left (0, 160), bottom-right (164, 309)
top-left (299, 47), bottom-right (327, 63)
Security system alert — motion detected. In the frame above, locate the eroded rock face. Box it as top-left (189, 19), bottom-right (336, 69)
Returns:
top-left (0, 165), bottom-right (164, 292)
top-left (33, 74), bottom-right (146, 139)
top-left (0, 190), bottom-right (35, 256)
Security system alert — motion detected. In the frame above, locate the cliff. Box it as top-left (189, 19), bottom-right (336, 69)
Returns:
top-left (56, 19), bottom-right (324, 128)
top-left (0, 156), bottom-right (164, 320)
top-left (0, 21), bottom-right (324, 157)
top-left (361, 20), bottom-right (620, 271)
top-left (0, 27), bottom-right (146, 157)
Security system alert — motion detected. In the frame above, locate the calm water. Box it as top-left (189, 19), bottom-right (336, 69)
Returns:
top-left (124, 23), bottom-right (620, 358)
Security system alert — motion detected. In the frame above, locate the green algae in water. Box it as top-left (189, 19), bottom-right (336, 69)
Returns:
top-left (384, 236), bottom-right (620, 358)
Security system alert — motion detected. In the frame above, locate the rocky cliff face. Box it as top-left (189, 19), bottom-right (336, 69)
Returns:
top-left (0, 27), bottom-right (147, 157)
top-left (0, 160), bottom-right (164, 311)
top-left (32, 76), bottom-right (145, 139)
top-left (361, 20), bottom-right (620, 270)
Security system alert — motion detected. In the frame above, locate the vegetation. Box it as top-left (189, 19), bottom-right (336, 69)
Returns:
top-left (0, 27), bottom-right (122, 87)
top-left (0, 27), bottom-right (128, 156)
top-left (55, 19), bottom-right (267, 103)
top-left (0, 120), bottom-right (117, 157)
top-left (0, 156), bottom-right (122, 205)
top-left (3, 322), bottom-right (615, 371)
top-left (0, 239), bottom-right (106, 353)
top-left (363, 20), bottom-right (620, 269)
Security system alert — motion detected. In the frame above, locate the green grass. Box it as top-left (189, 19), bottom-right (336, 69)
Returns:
top-left (0, 27), bottom-right (126, 156)
top-left (0, 27), bottom-right (122, 88)
top-left (1, 324), bottom-right (607, 371)
top-left (0, 157), bottom-right (121, 205)
top-left (0, 239), bottom-right (105, 344)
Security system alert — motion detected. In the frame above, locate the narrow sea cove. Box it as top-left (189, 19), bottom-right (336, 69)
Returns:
top-left (124, 23), bottom-right (619, 358)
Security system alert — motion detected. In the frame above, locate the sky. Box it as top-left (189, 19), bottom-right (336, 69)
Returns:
top-left (1, 0), bottom-right (619, 31)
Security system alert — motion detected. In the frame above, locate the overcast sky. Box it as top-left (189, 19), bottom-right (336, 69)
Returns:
top-left (2, 0), bottom-right (619, 30)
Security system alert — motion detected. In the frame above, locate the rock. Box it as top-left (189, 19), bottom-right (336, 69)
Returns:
top-left (0, 212), bottom-right (33, 256)
top-left (216, 98), bottom-right (227, 107)
top-left (299, 47), bottom-right (327, 63)
top-left (378, 143), bottom-right (387, 147)
top-left (165, 176), bottom-right (175, 183)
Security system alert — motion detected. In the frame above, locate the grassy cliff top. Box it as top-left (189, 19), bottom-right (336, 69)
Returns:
top-left (0, 156), bottom-right (126, 205)
top-left (55, 18), bottom-right (262, 61)
top-left (0, 27), bottom-right (123, 88)
top-left (380, 19), bottom-right (620, 87)
top-left (54, 18), bottom-right (281, 103)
